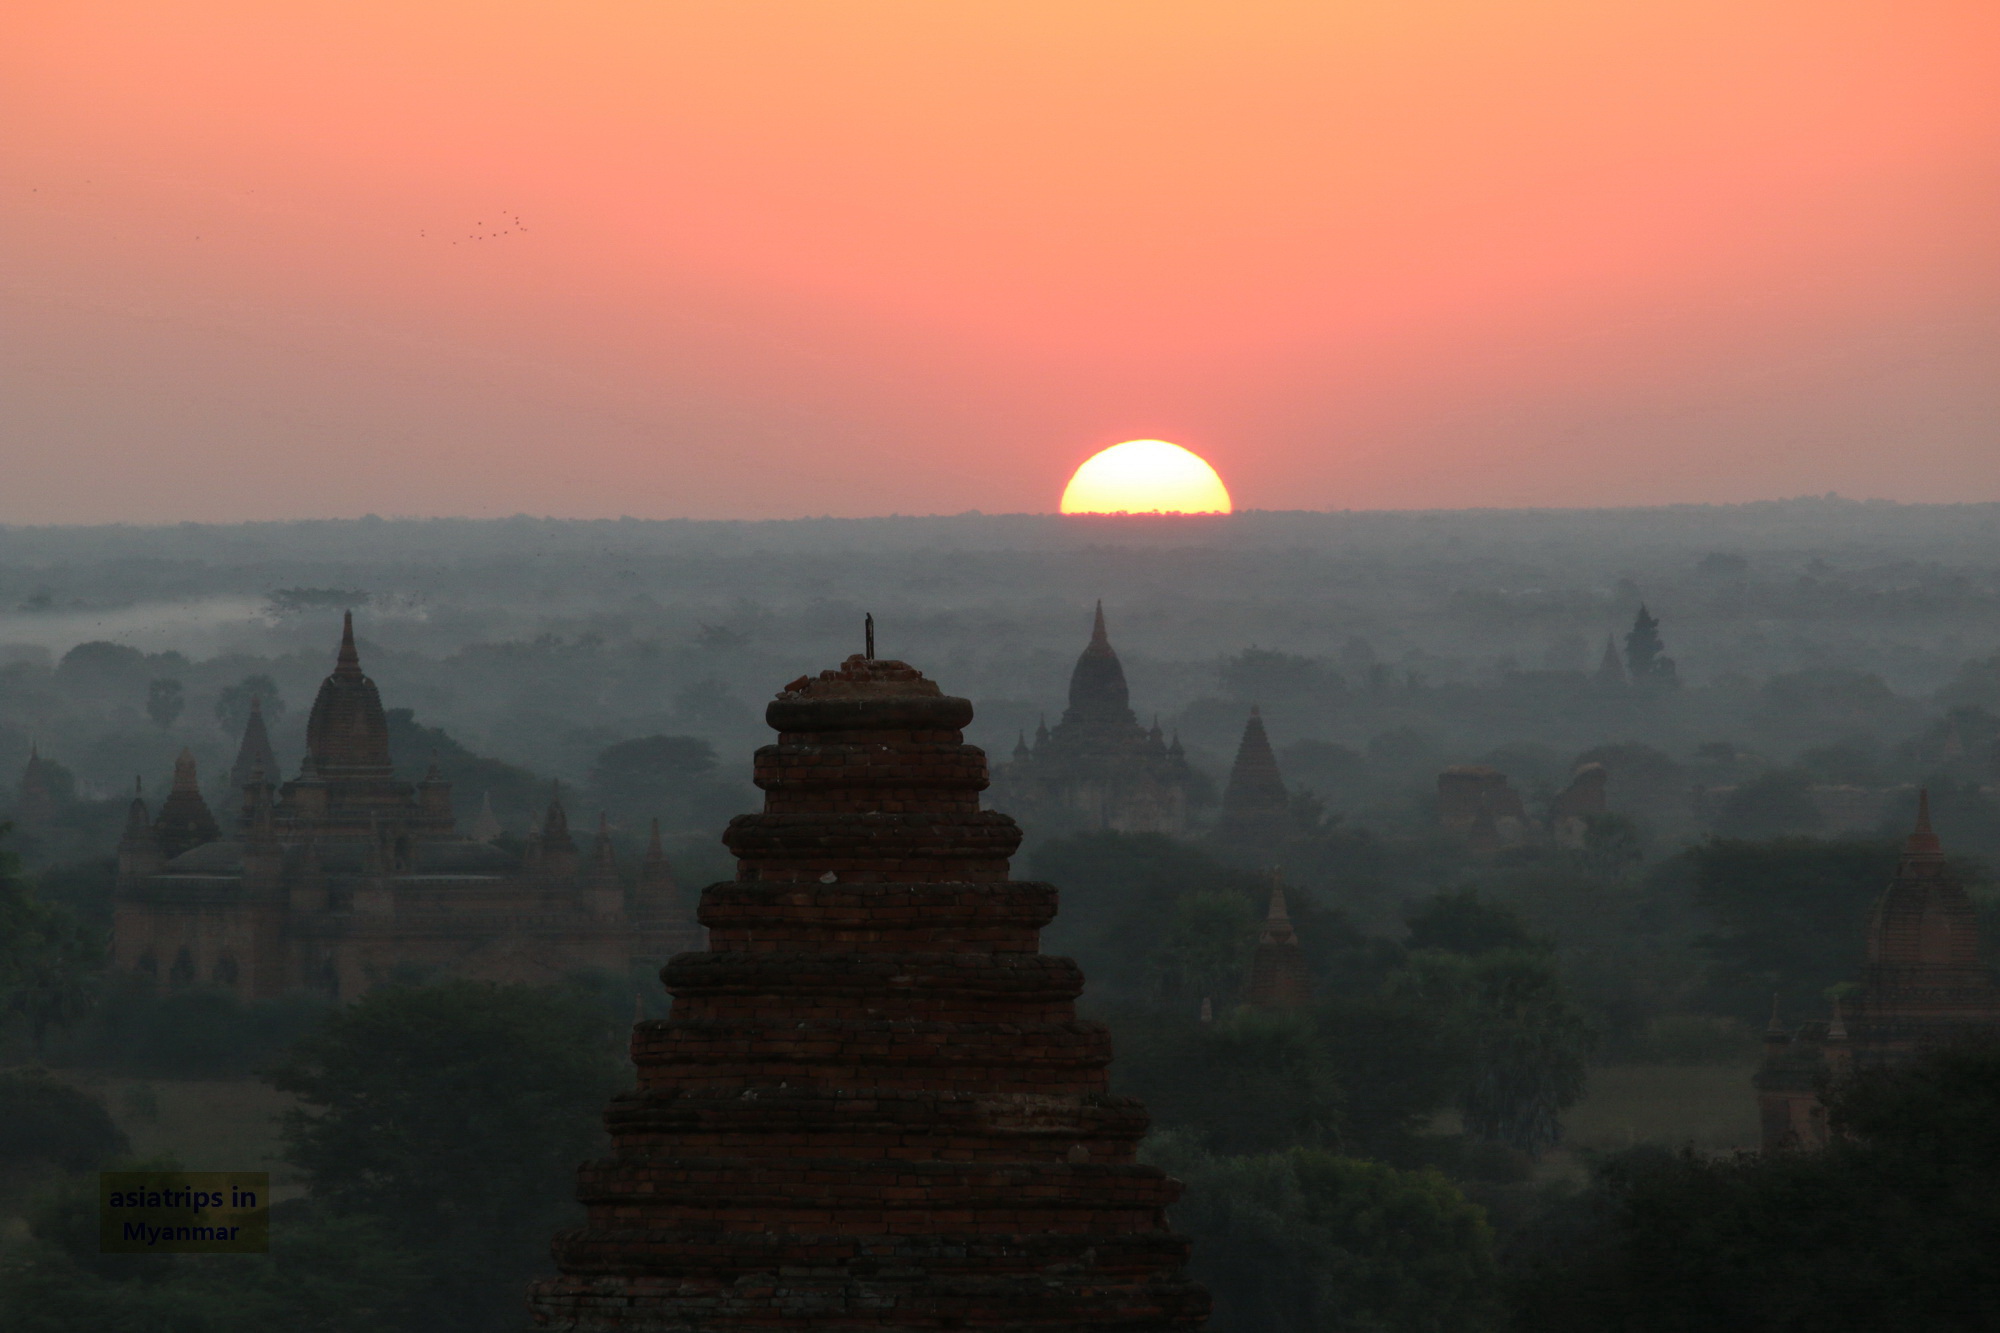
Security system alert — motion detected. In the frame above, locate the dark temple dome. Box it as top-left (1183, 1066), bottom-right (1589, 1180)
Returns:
top-left (1064, 600), bottom-right (1134, 727)
top-left (304, 612), bottom-right (394, 777)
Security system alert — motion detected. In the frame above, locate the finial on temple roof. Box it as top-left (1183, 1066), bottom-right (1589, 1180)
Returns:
top-left (865, 613), bottom-right (875, 661)
top-left (1906, 787), bottom-right (1943, 856)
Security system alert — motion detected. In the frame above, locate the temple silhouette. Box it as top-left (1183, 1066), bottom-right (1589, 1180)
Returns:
top-left (110, 615), bottom-right (698, 999)
top-left (987, 603), bottom-right (1194, 835)
top-left (529, 651), bottom-right (1207, 1331)
top-left (1755, 791), bottom-right (2000, 1150)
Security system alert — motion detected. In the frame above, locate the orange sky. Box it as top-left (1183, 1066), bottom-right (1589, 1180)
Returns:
top-left (5, 1), bottom-right (1997, 521)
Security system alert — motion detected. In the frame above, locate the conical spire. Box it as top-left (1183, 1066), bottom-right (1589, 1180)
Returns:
top-left (16, 743), bottom-right (55, 825)
top-left (1259, 883), bottom-right (1295, 943)
top-left (1064, 602), bottom-right (1133, 726)
top-left (469, 790), bottom-right (503, 842)
top-left (1012, 731), bottom-right (1031, 761)
top-left (154, 748), bottom-right (220, 857)
top-left (117, 775), bottom-right (163, 876)
top-left (1594, 635), bottom-right (1628, 688)
top-left (1217, 706), bottom-right (1290, 848)
top-left (541, 781), bottom-right (574, 849)
top-left (1906, 787), bottom-right (1942, 857)
top-left (305, 614), bottom-right (394, 775)
top-left (122, 777), bottom-right (152, 839)
top-left (584, 811), bottom-right (620, 897)
top-left (230, 695), bottom-right (280, 793)
top-left (1867, 787), bottom-right (1981, 972)
top-left (1246, 879), bottom-right (1310, 1010)
top-left (335, 610), bottom-right (362, 678)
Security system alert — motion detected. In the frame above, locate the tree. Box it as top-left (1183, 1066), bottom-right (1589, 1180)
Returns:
top-left (0, 1070), bottom-right (127, 1171)
top-left (1218, 649), bottom-right (1344, 706)
top-left (1311, 990), bottom-right (1473, 1160)
top-left (145, 678), bottom-right (185, 729)
top-left (0, 838), bottom-right (101, 1051)
top-left (1622, 605), bottom-right (1678, 689)
top-left (1159, 1140), bottom-right (1500, 1333)
top-left (1506, 1038), bottom-right (2000, 1332)
top-left (1712, 768), bottom-right (1824, 839)
top-left (1667, 836), bottom-right (1899, 1021)
top-left (1406, 890), bottom-right (1541, 957)
top-left (1111, 1007), bottom-right (1343, 1155)
top-left (267, 980), bottom-right (626, 1333)
top-left (1149, 889), bottom-right (1257, 1005)
top-left (586, 733), bottom-right (721, 827)
top-left (1401, 948), bottom-right (1594, 1156)
top-left (383, 707), bottom-right (541, 830)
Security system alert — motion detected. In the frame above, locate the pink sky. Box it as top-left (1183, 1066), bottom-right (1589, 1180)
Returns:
top-left (4, 1), bottom-right (1997, 521)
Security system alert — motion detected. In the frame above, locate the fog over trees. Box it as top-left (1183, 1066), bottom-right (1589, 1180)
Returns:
top-left (3, 500), bottom-right (1999, 1331)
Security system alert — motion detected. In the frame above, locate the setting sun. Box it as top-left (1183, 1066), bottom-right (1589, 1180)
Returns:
top-left (1059, 440), bottom-right (1233, 515)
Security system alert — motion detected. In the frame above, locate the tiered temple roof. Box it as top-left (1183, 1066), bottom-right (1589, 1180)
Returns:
top-left (1215, 706), bottom-right (1290, 849)
top-left (988, 605), bottom-right (1192, 835)
top-left (1755, 791), bottom-right (2000, 1150)
top-left (1245, 883), bottom-right (1311, 1011)
top-left (153, 748), bottom-right (220, 858)
top-left (113, 617), bottom-right (700, 1001)
top-left (530, 652), bottom-right (1207, 1332)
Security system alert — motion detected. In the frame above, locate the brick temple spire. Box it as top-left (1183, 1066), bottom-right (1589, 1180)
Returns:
top-left (1215, 705), bottom-right (1290, 848)
top-left (118, 777), bottom-right (163, 879)
top-left (230, 696), bottom-right (281, 829)
top-left (530, 652), bottom-right (1207, 1332)
top-left (153, 748), bottom-right (220, 858)
top-left (305, 613), bottom-right (393, 777)
top-left (1245, 880), bottom-right (1312, 1011)
top-left (1064, 600), bottom-right (1135, 729)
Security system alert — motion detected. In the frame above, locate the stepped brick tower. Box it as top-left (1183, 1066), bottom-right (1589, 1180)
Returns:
top-left (1214, 706), bottom-right (1290, 850)
top-left (530, 653), bottom-right (1208, 1333)
top-left (1756, 792), bottom-right (2000, 1150)
top-left (987, 604), bottom-right (1193, 835)
top-left (1245, 883), bottom-right (1311, 1011)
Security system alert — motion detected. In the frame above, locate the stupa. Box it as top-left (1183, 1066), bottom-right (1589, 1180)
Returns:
top-left (530, 652), bottom-right (1207, 1332)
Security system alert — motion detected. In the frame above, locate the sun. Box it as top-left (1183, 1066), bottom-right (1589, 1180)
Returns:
top-left (1059, 440), bottom-right (1233, 515)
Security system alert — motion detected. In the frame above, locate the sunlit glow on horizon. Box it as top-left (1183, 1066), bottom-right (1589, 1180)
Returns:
top-left (1059, 440), bottom-right (1232, 515)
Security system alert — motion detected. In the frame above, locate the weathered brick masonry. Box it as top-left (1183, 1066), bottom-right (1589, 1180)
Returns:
top-left (530, 655), bottom-right (1208, 1332)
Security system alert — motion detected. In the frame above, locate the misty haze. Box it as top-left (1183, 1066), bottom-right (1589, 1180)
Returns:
top-left (7, 4), bottom-right (2000, 1332)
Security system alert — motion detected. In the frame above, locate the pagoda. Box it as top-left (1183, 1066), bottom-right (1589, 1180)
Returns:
top-left (987, 604), bottom-right (1193, 835)
top-left (530, 653), bottom-right (1207, 1332)
top-left (1756, 791), bottom-right (2000, 1150)
top-left (1213, 706), bottom-right (1290, 852)
top-left (1244, 883), bottom-right (1311, 1011)
top-left (111, 615), bottom-right (699, 999)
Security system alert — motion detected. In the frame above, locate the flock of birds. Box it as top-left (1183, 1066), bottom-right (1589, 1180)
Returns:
top-left (420, 213), bottom-right (528, 245)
